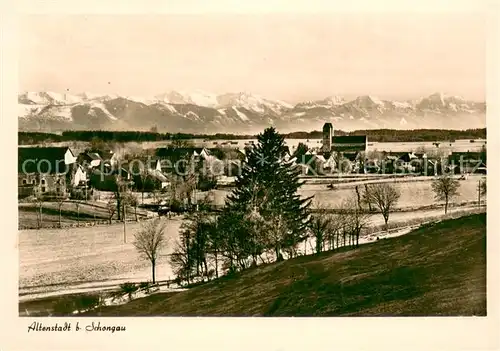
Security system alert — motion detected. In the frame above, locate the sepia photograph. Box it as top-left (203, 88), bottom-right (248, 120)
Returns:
top-left (15, 9), bottom-right (489, 321)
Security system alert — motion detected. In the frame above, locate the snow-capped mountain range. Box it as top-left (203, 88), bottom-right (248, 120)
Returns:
top-left (18, 91), bottom-right (486, 133)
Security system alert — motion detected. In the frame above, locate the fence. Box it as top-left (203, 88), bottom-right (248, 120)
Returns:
top-left (362, 206), bottom-right (486, 236)
top-left (17, 216), bottom-right (157, 231)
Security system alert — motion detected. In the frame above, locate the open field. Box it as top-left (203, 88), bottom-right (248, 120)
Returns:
top-left (303, 175), bottom-right (483, 209)
top-left (204, 175), bottom-right (485, 209)
top-left (19, 217), bottom-right (182, 296)
top-left (18, 175), bottom-right (485, 229)
top-left (77, 213), bottom-right (486, 316)
top-left (18, 200), bottom-right (152, 229)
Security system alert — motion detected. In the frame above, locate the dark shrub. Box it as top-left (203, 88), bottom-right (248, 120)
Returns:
top-left (74, 294), bottom-right (100, 312)
top-left (138, 281), bottom-right (152, 294)
top-left (52, 297), bottom-right (76, 316)
top-left (119, 282), bottom-right (138, 300)
top-left (170, 200), bottom-right (185, 213)
top-left (52, 294), bottom-right (101, 315)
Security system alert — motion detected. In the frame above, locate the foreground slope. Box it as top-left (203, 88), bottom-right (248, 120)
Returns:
top-left (85, 214), bottom-right (486, 316)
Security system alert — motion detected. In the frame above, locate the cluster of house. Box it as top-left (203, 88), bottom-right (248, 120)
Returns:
top-left (291, 123), bottom-right (487, 176)
top-left (17, 127), bottom-right (487, 199)
top-left (17, 145), bottom-right (247, 199)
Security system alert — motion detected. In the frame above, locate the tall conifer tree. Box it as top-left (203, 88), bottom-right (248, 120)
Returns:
top-left (221, 127), bottom-right (312, 262)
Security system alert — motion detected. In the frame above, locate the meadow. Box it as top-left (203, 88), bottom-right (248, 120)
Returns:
top-left (18, 199), bottom-right (151, 229)
top-left (19, 201), bottom-right (484, 302)
top-left (202, 175), bottom-right (484, 209)
top-left (19, 217), bottom-right (182, 299)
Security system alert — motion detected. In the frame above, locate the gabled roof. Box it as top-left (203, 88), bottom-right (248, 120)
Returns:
top-left (332, 135), bottom-right (367, 144)
top-left (79, 152), bottom-right (102, 163)
top-left (316, 155), bottom-right (327, 163)
top-left (385, 155), bottom-right (399, 161)
top-left (414, 153), bottom-right (427, 159)
top-left (89, 149), bottom-right (115, 162)
top-left (283, 145), bottom-right (291, 156)
top-left (18, 146), bottom-right (74, 173)
top-left (127, 157), bottom-right (162, 173)
top-left (156, 147), bottom-right (206, 159)
top-left (383, 152), bottom-right (421, 163)
top-left (87, 152), bottom-right (102, 160)
top-left (148, 169), bottom-right (168, 182)
top-left (295, 154), bottom-right (324, 165)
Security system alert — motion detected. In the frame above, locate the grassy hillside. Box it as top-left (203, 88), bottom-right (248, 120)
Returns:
top-left (83, 213), bottom-right (486, 317)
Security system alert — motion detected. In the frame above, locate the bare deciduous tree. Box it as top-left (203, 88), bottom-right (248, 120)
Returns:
top-left (431, 175), bottom-right (460, 214)
top-left (106, 199), bottom-right (117, 224)
top-left (133, 218), bottom-right (168, 284)
top-left (74, 199), bottom-right (82, 226)
top-left (31, 194), bottom-right (44, 229)
top-left (309, 210), bottom-right (331, 254)
top-left (131, 194), bottom-right (139, 221)
top-left (140, 168), bottom-right (151, 205)
top-left (122, 191), bottom-right (139, 221)
top-left (363, 183), bottom-right (400, 229)
top-left (341, 197), bottom-right (370, 248)
top-left (169, 239), bottom-right (194, 285)
top-left (56, 195), bottom-right (66, 228)
top-left (478, 178), bottom-right (486, 206)
top-left (327, 212), bottom-right (343, 251)
top-left (364, 184), bottom-right (373, 211)
top-left (112, 176), bottom-right (131, 221)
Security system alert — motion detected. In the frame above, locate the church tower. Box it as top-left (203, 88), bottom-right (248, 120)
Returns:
top-left (322, 123), bottom-right (333, 153)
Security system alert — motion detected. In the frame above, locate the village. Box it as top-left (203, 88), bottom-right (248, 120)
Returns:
top-left (18, 123), bottom-right (487, 224)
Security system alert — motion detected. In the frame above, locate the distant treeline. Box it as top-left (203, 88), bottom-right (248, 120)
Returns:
top-left (18, 131), bottom-right (256, 144)
top-left (329, 128), bottom-right (486, 143)
top-left (18, 128), bottom-right (486, 145)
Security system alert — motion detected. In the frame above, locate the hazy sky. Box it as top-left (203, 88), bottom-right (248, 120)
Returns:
top-left (19, 13), bottom-right (486, 102)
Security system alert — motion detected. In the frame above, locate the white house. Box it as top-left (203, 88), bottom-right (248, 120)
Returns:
top-left (72, 164), bottom-right (87, 187)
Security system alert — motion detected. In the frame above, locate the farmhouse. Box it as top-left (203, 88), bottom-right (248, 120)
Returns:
top-left (127, 157), bottom-right (163, 173)
top-left (293, 154), bottom-right (325, 175)
top-left (69, 164), bottom-right (88, 187)
top-left (127, 157), bottom-right (170, 190)
top-left (321, 123), bottom-right (368, 165)
top-left (78, 152), bottom-right (102, 169)
top-left (155, 147), bottom-right (217, 173)
top-left (374, 151), bottom-right (437, 174)
top-left (380, 152), bottom-right (421, 173)
top-left (448, 152), bottom-right (486, 174)
top-left (95, 150), bottom-right (120, 167)
top-left (111, 163), bottom-right (133, 181)
top-left (449, 151), bottom-right (484, 164)
top-left (89, 163), bottom-right (132, 191)
top-left (133, 168), bottom-right (169, 190)
top-left (156, 147), bottom-right (211, 160)
top-left (18, 146), bottom-right (78, 198)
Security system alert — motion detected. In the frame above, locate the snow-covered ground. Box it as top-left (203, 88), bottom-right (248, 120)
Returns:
top-left (18, 205), bottom-right (485, 303)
